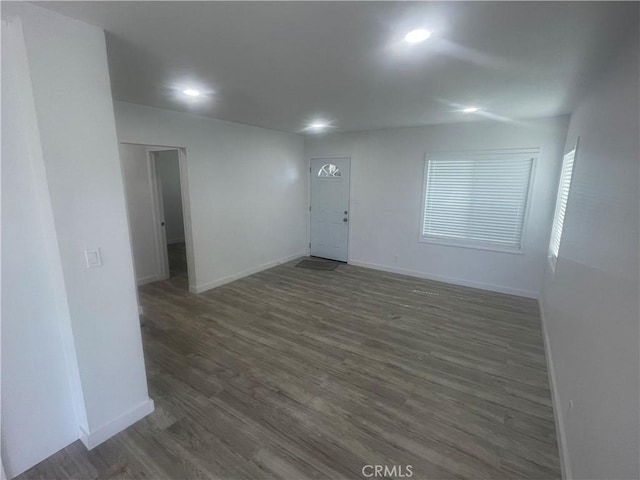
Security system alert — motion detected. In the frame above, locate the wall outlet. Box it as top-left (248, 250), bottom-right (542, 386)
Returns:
top-left (393, 254), bottom-right (399, 263)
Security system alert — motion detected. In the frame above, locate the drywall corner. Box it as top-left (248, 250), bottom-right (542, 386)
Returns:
top-left (539, 299), bottom-right (572, 480)
top-left (191, 251), bottom-right (305, 294)
top-left (9, 0), bottom-right (153, 455)
top-left (79, 398), bottom-right (154, 450)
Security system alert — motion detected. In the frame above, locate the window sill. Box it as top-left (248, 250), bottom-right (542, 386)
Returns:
top-left (419, 236), bottom-right (525, 255)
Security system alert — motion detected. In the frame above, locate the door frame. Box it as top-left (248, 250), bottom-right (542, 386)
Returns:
top-left (147, 150), bottom-right (170, 280)
top-left (121, 143), bottom-right (195, 291)
top-left (308, 156), bottom-right (352, 262)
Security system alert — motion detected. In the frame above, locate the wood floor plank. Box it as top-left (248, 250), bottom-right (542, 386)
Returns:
top-left (17, 244), bottom-right (560, 479)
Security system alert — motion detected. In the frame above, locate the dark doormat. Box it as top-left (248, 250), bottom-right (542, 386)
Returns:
top-left (296, 259), bottom-right (339, 271)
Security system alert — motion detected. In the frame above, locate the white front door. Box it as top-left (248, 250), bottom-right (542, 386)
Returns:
top-left (310, 157), bottom-right (350, 262)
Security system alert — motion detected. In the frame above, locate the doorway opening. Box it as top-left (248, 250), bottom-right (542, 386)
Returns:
top-left (119, 143), bottom-right (194, 291)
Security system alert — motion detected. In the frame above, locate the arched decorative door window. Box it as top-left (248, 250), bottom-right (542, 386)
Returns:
top-left (318, 163), bottom-right (342, 177)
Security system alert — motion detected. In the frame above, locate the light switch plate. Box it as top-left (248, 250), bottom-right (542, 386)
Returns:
top-left (84, 249), bottom-right (102, 268)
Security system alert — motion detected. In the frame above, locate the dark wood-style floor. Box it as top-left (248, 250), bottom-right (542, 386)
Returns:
top-left (168, 241), bottom-right (188, 278)
top-left (19, 245), bottom-right (560, 479)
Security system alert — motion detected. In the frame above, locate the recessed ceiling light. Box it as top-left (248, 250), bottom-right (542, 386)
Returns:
top-left (462, 106), bottom-right (480, 113)
top-left (309, 122), bottom-right (328, 130)
top-left (183, 89), bottom-right (201, 97)
top-left (404, 29), bottom-right (431, 44)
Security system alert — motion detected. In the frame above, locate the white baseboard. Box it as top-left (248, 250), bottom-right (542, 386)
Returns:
top-left (136, 273), bottom-right (166, 286)
top-left (79, 398), bottom-right (154, 450)
top-left (190, 252), bottom-right (305, 294)
top-left (348, 259), bottom-right (539, 298)
top-left (539, 300), bottom-right (571, 480)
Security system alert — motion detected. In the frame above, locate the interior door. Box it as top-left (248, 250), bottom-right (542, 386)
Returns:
top-left (150, 151), bottom-right (170, 280)
top-left (310, 157), bottom-right (350, 262)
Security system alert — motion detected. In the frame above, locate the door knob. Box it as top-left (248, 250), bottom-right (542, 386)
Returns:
top-left (343, 218), bottom-right (348, 222)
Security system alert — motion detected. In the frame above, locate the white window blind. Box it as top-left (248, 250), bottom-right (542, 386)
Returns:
top-left (549, 148), bottom-right (576, 263)
top-left (421, 150), bottom-right (535, 251)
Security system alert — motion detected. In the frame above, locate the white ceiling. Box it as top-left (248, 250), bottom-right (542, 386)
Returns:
top-left (36, 1), bottom-right (638, 133)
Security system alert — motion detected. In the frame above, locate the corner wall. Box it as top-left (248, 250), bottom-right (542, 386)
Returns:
top-left (1, 4), bottom-right (153, 476)
top-left (1, 17), bottom-right (82, 478)
top-left (539, 26), bottom-right (640, 480)
top-left (305, 117), bottom-right (569, 298)
top-left (113, 102), bottom-right (308, 293)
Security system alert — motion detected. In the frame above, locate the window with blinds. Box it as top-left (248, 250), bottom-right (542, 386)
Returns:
top-left (549, 147), bottom-right (576, 264)
top-left (421, 150), bottom-right (536, 251)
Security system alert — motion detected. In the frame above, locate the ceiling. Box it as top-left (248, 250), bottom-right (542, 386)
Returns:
top-left (36, 1), bottom-right (639, 133)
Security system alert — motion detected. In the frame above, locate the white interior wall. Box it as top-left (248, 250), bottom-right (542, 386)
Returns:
top-left (4, 4), bottom-right (636, 480)
top-left (156, 150), bottom-right (185, 244)
top-left (1, 5), bottom-right (154, 473)
top-left (1, 17), bottom-right (83, 478)
top-left (120, 144), bottom-right (165, 284)
top-left (540, 28), bottom-right (639, 480)
top-left (305, 117), bottom-right (569, 298)
top-left (113, 101), bottom-right (307, 293)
